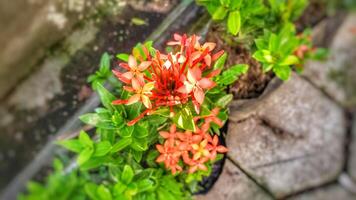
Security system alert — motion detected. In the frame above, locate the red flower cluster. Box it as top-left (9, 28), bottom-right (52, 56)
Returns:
top-left (112, 34), bottom-right (224, 125)
top-left (156, 108), bottom-right (228, 174)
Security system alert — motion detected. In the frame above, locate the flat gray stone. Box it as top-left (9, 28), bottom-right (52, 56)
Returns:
top-left (303, 14), bottom-right (356, 108)
top-left (195, 160), bottom-right (272, 200)
top-left (288, 184), bottom-right (356, 200)
top-left (227, 73), bottom-right (346, 198)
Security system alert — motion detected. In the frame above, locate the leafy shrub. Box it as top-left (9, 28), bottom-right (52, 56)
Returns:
top-left (196, 0), bottom-right (326, 80)
top-left (20, 34), bottom-right (247, 200)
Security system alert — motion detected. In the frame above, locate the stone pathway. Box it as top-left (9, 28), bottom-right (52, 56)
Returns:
top-left (197, 14), bottom-right (356, 200)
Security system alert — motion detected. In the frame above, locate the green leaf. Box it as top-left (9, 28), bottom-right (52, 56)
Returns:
top-left (57, 139), bottom-right (83, 153)
top-left (279, 55), bottom-right (299, 66)
top-left (111, 138), bottom-right (132, 153)
top-left (93, 141), bottom-right (112, 157)
top-left (121, 165), bottom-right (134, 184)
top-left (81, 157), bottom-right (109, 170)
top-left (213, 53), bottom-right (227, 70)
top-left (130, 139), bottom-right (148, 151)
top-left (219, 0), bottom-right (230, 6)
top-left (173, 107), bottom-right (195, 132)
top-left (227, 11), bottom-right (241, 35)
top-left (212, 6), bottom-right (228, 20)
top-left (131, 150), bottom-right (143, 162)
top-left (133, 123), bottom-right (149, 138)
top-left (96, 83), bottom-right (116, 112)
top-left (77, 147), bottom-right (94, 165)
top-left (216, 94), bottom-right (233, 108)
top-left (230, 0), bottom-right (242, 9)
top-left (119, 126), bottom-right (134, 138)
top-left (85, 183), bottom-right (98, 200)
top-left (273, 65), bottom-right (291, 81)
top-left (137, 179), bottom-right (154, 192)
top-left (79, 113), bottom-right (114, 129)
top-left (116, 53), bottom-right (129, 62)
top-left (131, 17), bottom-right (147, 26)
top-left (79, 130), bottom-right (93, 148)
top-left (100, 52), bottom-right (110, 74)
top-left (217, 64), bottom-right (249, 85)
top-left (97, 185), bottom-right (112, 200)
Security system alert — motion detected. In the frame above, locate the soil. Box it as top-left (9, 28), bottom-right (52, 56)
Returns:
top-left (206, 26), bottom-right (274, 99)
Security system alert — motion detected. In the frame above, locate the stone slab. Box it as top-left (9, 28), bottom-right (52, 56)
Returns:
top-left (195, 160), bottom-right (272, 200)
top-left (227, 73), bottom-right (346, 198)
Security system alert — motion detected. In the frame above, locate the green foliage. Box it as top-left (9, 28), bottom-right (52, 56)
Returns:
top-left (197, 0), bottom-right (324, 80)
top-left (88, 53), bottom-right (112, 90)
top-left (253, 23), bottom-right (300, 80)
top-left (196, 0), bottom-right (267, 36)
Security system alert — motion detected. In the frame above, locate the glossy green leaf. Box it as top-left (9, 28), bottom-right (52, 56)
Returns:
top-left (118, 126), bottom-right (134, 138)
top-left (273, 65), bottom-right (291, 81)
top-left (111, 138), bottom-right (132, 153)
top-left (79, 113), bottom-right (114, 129)
top-left (173, 107), bottom-right (195, 132)
top-left (116, 53), bottom-right (129, 62)
top-left (77, 147), bottom-right (94, 165)
top-left (93, 141), bottom-right (112, 157)
top-left (79, 130), bottom-right (93, 148)
top-left (217, 64), bottom-right (249, 85)
top-left (96, 83), bottom-right (116, 112)
top-left (99, 52), bottom-right (110, 74)
top-left (216, 94), bottom-right (233, 108)
top-left (279, 55), bottom-right (299, 66)
top-left (213, 53), bottom-right (227, 70)
top-left (212, 6), bottom-right (228, 20)
top-left (227, 11), bottom-right (241, 35)
top-left (57, 139), bottom-right (83, 153)
top-left (121, 165), bottom-right (134, 184)
top-left (97, 185), bottom-right (112, 200)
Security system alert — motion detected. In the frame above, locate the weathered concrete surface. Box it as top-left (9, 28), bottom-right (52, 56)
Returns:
top-left (195, 160), bottom-right (272, 200)
top-left (288, 184), bottom-right (355, 200)
top-left (303, 14), bottom-right (356, 108)
top-left (0, 0), bottom-right (125, 99)
top-left (349, 117), bottom-right (356, 182)
top-left (227, 73), bottom-right (346, 198)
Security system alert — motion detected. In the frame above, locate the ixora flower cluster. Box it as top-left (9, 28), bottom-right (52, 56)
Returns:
top-left (112, 34), bottom-right (228, 174)
top-left (157, 109), bottom-right (228, 174)
top-left (112, 34), bottom-right (224, 126)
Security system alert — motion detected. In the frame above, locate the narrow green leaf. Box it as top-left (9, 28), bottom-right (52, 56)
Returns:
top-left (57, 139), bottom-right (83, 153)
top-left (227, 11), bottom-right (241, 35)
top-left (77, 147), bottom-right (94, 165)
top-left (118, 126), bottom-right (134, 138)
top-left (212, 6), bottom-right (228, 20)
top-left (99, 52), bottom-right (110, 74)
top-left (273, 65), bottom-right (291, 81)
top-left (131, 17), bottom-right (147, 26)
top-left (121, 165), bottom-right (134, 184)
top-left (116, 53), bottom-right (129, 62)
top-left (79, 113), bottom-right (114, 129)
top-left (216, 94), bottom-right (233, 108)
top-left (217, 64), bottom-right (249, 85)
top-left (111, 138), bottom-right (132, 153)
top-left (173, 107), bottom-right (195, 132)
top-left (279, 55), bottom-right (299, 66)
top-left (213, 53), bottom-right (227, 70)
top-left (97, 185), bottom-right (112, 200)
top-left (93, 141), bottom-right (112, 157)
top-left (79, 130), bottom-right (93, 148)
top-left (96, 83), bottom-right (116, 112)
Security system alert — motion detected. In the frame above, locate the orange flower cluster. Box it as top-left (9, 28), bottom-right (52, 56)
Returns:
top-left (112, 34), bottom-right (224, 126)
top-left (156, 108), bottom-right (228, 174)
